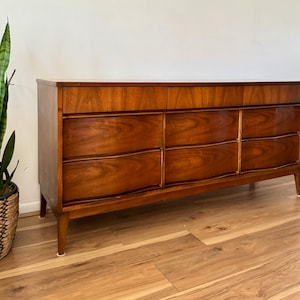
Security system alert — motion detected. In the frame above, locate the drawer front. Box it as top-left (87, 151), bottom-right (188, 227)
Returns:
top-left (63, 115), bottom-right (163, 159)
top-left (167, 86), bottom-right (243, 109)
top-left (63, 87), bottom-right (167, 113)
top-left (166, 110), bottom-right (238, 147)
top-left (241, 135), bottom-right (299, 171)
top-left (243, 84), bottom-right (300, 105)
top-left (243, 107), bottom-right (300, 138)
top-left (165, 143), bottom-right (238, 184)
top-left (63, 151), bottom-right (161, 202)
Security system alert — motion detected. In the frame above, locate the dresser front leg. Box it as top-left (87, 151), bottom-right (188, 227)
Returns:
top-left (57, 213), bottom-right (70, 256)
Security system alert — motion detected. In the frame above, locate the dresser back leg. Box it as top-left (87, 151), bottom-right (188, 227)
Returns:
top-left (295, 171), bottom-right (300, 196)
top-left (39, 194), bottom-right (47, 219)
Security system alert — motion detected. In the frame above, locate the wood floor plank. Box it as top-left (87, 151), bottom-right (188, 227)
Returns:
top-left (109, 177), bottom-right (296, 247)
top-left (159, 248), bottom-right (300, 299)
top-left (201, 213), bottom-right (300, 245)
top-left (279, 289), bottom-right (300, 300)
top-left (0, 233), bottom-right (204, 299)
top-left (0, 176), bottom-right (299, 299)
top-left (0, 263), bottom-right (175, 299)
top-left (0, 226), bottom-right (120, 274)
top-left (188, 179), bottom-right (298, 243)
top-left (155, 218), bottom-right (300, 292)
top-left (0, 230), bottom-right (194, 279)
top-left (270, 286), bottom-right (300, 300)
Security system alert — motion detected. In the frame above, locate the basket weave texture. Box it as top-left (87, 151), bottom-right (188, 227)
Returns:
top-left (0, 185), bottom-right (19, 260)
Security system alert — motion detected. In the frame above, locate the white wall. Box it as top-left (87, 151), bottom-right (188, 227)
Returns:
top-left (2, 0), bottom-right (300, 213)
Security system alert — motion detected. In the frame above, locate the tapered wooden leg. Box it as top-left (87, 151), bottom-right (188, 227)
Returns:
top-left (295, 171), bottom-right (300, 196)
top-left (57, 213), bottom-right (70, 256)
top-left (40, 194), bottom-right (47, 219)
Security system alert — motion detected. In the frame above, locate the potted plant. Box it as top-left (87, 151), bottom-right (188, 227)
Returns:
top-left (0, 21), bottom-right (19, 260)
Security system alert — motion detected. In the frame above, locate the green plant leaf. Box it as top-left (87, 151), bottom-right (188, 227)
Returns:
top-left (7, 159), bottom-right (18, 181)
top-left (0, 23), bottom-right (10, 119)
top-left (0, 79), bottom-right (8, 149)
top-left (0, 131), bottom-right (15, 174)
top-left (0, 160), bottom-right (18, 195)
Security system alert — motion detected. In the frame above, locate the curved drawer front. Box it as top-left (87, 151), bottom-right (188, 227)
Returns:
top-left (63, 115), bottom-right (163, 159)
top-left (63, 151), bottom-right (161, 202)
top-left (166, 110), bottom-right (238, 147)
top-left (63, 86), bottom-right (167, 113)
top-left (165, 143), bottom-right (238, 184)
top-left (242, 107), bottom-right (300, 138)
top-left (241, 135), bottom-right (299, 171)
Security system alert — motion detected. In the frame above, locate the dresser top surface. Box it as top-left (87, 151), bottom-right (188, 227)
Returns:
top-left (36, 79), bottom-right (300, 88)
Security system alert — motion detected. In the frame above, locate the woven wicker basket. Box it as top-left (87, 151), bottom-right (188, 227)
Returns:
top-left (0, 183), bottom-right (19, 260)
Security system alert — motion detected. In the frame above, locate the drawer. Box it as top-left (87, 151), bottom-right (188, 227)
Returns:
top-left (63, 151), bottom-right (161, 202)
top-left (165, 143), bottom-right (238, 184)
top-left (63, 115), bottom-right (163, 159)
top-left (242, 107), bottom-right (300, 138)
top-left (167, 86), bottom-right (243, 109)
top-left (243, 84), bottom-right (300, 105)
top-left (166, 110), bottom-right (238, 147)
top-left (241, 135), bottom-right (299, 171)
top-left (63, 86), bottom-right (167, 113)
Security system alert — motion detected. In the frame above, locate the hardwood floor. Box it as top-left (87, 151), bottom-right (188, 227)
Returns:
top-left (1, 175), bottom-right (300, 299)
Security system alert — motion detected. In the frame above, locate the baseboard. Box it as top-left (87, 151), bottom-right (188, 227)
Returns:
top-left (20, 201), bottom-right (40, 215)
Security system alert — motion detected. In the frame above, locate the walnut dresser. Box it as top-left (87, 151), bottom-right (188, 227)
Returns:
top-left (37, 80), bottom-right (300, 255)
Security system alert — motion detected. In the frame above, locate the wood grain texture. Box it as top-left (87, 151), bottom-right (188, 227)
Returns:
top-left (63, 86), bottom-right (167, 113)
top-left (1, 176), bottom-right (300, 299)
top-left (243, 84), bottom-right (300, 105)
top-left (167, 86), bottom-right (244, 109)
top-left (63, 151), bottom-right (162, 202)
top-left (63, 114), bottom-right (163, 159)
top-left (165, 143), bottom-right (238, 184)
top-left (166, 110), bottom-right (238, 147)
top-left (241, 135), bottom-right (299, 171)
top-left (242, 107), bottom-right (300, 138)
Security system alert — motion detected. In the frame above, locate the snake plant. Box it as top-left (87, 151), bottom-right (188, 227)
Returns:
top-left (0, 22), bottom-right (17, 196)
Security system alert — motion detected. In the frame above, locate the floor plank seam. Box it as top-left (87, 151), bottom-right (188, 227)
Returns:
top-left (0, 230), bottom-right (191, 280)
top-left (16, 221), bottom-right (57, 232)
top-left (158, 261), bottom-right (272, 300)
top-left (268, 283), bottom-right (300, 300)
top-left (202, 214), bottom-right (300, 245)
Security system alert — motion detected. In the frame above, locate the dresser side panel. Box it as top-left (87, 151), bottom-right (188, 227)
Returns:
top-left (38, 84), bottom-right (62, 213)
